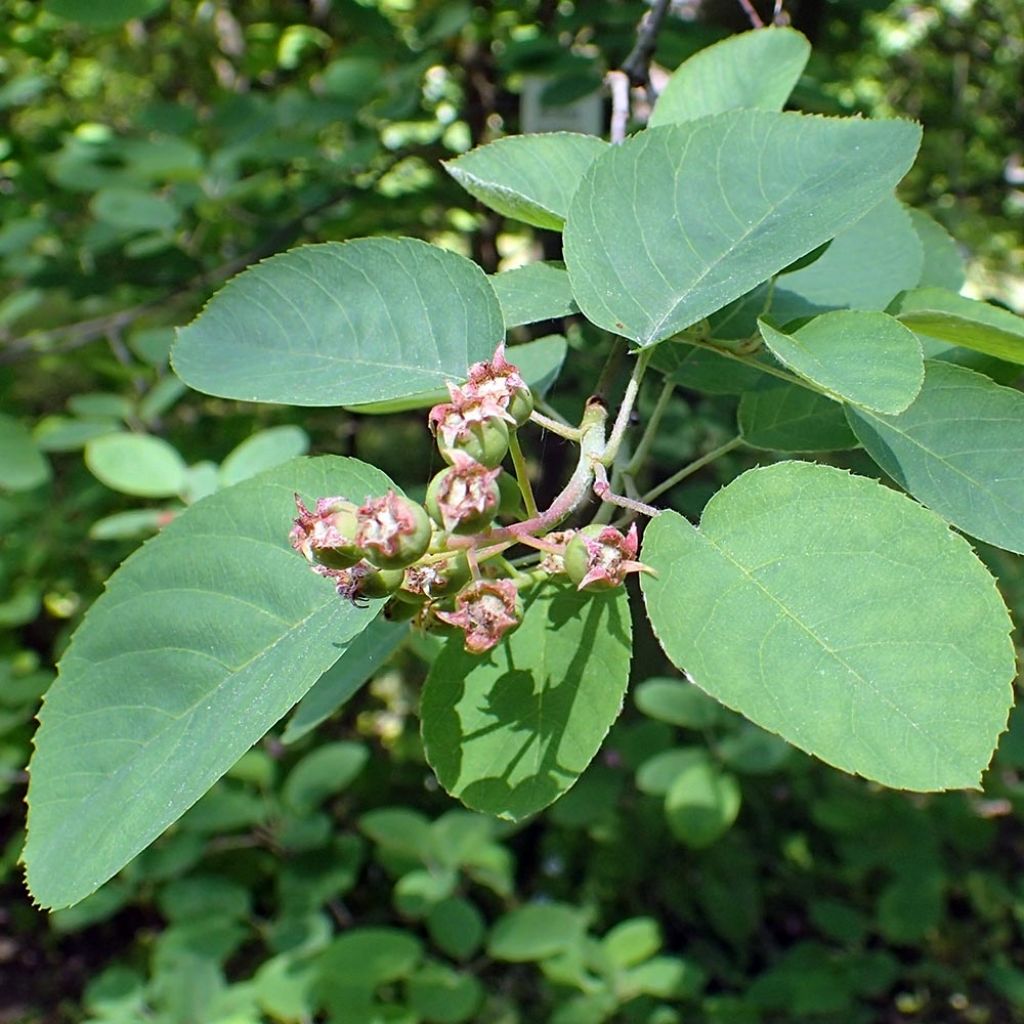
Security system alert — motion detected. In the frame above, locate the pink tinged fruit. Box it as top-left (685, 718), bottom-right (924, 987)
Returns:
top-left (564, 523), bottom-right (650, 591)
top-left (436, 578), bottom-right (522, 654)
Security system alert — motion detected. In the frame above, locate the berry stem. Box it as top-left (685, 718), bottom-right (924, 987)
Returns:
top-left (507, 431), bottom-right (539, 519)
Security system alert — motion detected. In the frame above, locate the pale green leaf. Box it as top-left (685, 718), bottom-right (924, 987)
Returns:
top-left (650, 27), bottom-right (810, 126)
top-left (738, 379), bottom-right (859, 452)
top-left (487, 904), bottom-right (586, 961)
top-left (44, 0), bottom-right (167, 28)
top-left (91, 187), bottom-right (179, 232)
top-left (24, 456), bottom-right (393, 909)
top-left (847, 361), bottom-right (1024, 554)
top-left (602, 918), bottom-right (662, 969)
top-left (489, 262), bottom-right (577, 327)
top-left (770, 197), bottom-right (923, 323)
top-left (907, 209), bottom-right (966, 291)
top-left (85, 433), bottom-right (188, 497)
top-left (427, 898), bottom-right (485, 961)
top-left (757, 311), bottom-right (923, 413)
top-left (282, 616), bottom-right (407, 743)
top-left (281, 741), bottom-right (368, 814)
top-left (640, 461), bottom-right (1015, 791)
top-left (564, 111), bottom-right (922, 345)
top-left (34, 417), bottom-right (121, 452)
top-left (421, 585), bottom-right (631, 820)
top-left (895, 288), bottom-right (1024, 366)
top-left (634, 678), bottom-right (724, 729)
top-left (89, 508), bottom-right (172, 540)
top-left (444, 133), bottom-right (607, 230)
top-left (0, 413), bottom-right (51, 491)
top-left (172, 239), bottom-right (504, 406)
top-left (344, 334), bottom-right (566, 415)
top-left (664, 758), bottom-right (741, 848)
top-left (220, 426), bottom-right (310, 488)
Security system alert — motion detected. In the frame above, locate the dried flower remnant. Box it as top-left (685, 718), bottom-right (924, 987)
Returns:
top-left (436, 578), bottom-right (522, 653)
top-left (290, 494), bottom-right (362, 568)
top-left (466, 342), bottom-right (534, 425)
top-left (425, 451), bottom-right (502, 533)
top-left (428, 383), bottom-right (511, 468)
top-left (563, 523), bottom-right (650, 591)
top-left (356, 490), bottom-right (432, 569)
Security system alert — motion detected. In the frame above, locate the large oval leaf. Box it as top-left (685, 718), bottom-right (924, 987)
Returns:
top-left (489, 262), bottom-right (578, 327)
top-left (85, 433), bottom-right (188, 497)
top-left (757, 310), bottom-right (923, 414)
top-left (444, 134), bottom-right (608, 230)
top-left (738, 380), bottom-right (858, 452)
top-left (172, 239), bottom-right (504, 406)
top-left (563, 111), bottom-right (921, 346)
top-left (640, 462), bottom-right (1015, 791)
top-left (770, 197), bottom-right (924, 323)
top-left (650, 27), bottom-right (810, 126)
top-left (421, 585), bottom-right (631, 820)
top-left (847, 361), bottom-right (1024, 554)
top-left (25, 456), bottom-right (393, 909)
top-left (895, 288), bottom-right (1024, 367)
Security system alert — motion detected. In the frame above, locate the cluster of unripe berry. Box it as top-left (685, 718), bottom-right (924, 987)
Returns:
top-left (290, 345), bottom-right (647, 654)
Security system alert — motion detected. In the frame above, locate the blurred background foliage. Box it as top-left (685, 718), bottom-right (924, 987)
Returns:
top-left (1, 1), bottom-right (1022, 1022)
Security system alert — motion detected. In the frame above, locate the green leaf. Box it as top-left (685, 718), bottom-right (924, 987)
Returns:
top-left (770, 197), bottom-right (924, 323)
top-left (85, 433), bottom-right (188, 497)
top-left (24, 456), bottom-right (393, 909)
top-left (281, 741), bottom-right (369, 814)
top-left (487, 904), bottom-right (587, 961)
top-left (895, 288), bottom-right (1024, 366)
top-left (421, 585), bottom-right (631, 820)
top-left (282, 616), bottom-right (407, 743)
top-left (757, 311), bottom-right (923, 414)
top-left (34, 416), bottom-right (121, 452)
top-left (172, 238), bottom-right (504, 406)
top-left (907, 209), bottom-right (966, 291)
top-left (220, 426), bottom-right (309, 487)
top-left (650, 27), bottom-right (810, 126)
top-left (489, 262), bottom-right (578, 327)
top-left (564, 111), bottom-right (922, 346)
top-left (89, 508), bottom-right (172, 541)
top-left (664, 757), bottom-right (741, 848)
top-left (316, 927), bottom-right (422, 993)
top-left (847, 361), bottom-right (1024, 554)
top-left (738, 379), bottom-right (859, 452)
top-left (91, 187), bottom-right (179, 232)
top-left (344, 334), bottom-right (567, 415)
top-left (640, 461), bottom-right (1015, 791)
top-left (443, 133), bottom-right (607, 230)
top-left (0, 413), bottom-right (51, 491)
top-left (427, 898), bottom-right (485, 962)
top-left (602, 918), bottom-right (662, 969)
top-left (44, 0), bottom-right (167, 28)
top-left (634, 677), bottom-right (724, 729)
top-left (405, 964), bottom-right (483, 1024)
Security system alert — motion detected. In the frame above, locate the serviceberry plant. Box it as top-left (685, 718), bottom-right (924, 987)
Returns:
top-left (24, 26), bottom-right (1024, 912)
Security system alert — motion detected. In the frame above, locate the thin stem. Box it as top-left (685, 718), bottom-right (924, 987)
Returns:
top-left (507, 431), bottom-right (538, 518)
top-left (737, 0), bottom-right (765, 28)
top-left (529, 408), bottom-right (582, 440)
top-left (687, 337), bottom-right (829, 396)
top-left (640, 436), bottom-right (745, 506)
top-left (624, 379), bottom-right (675, 477)
top-left (602, 348), bottom-right (651, 466)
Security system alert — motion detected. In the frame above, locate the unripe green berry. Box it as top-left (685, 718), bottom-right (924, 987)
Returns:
top-left (313, 506), bottom-right (364, 569)
top-left (356, 565), bottom-right (406, 599)
top-left (425, 459), bottom-right (501, 535)
top-left (357, 492), bottom-right (433, 569)
top-left (437, 414), bottom-right (509, 469)
top-left (506, 386), bottom-right (534, 427)
top-left (384, 594), bottom-right (421, 622)
top-left (563, 523), bottom-right (641, 591)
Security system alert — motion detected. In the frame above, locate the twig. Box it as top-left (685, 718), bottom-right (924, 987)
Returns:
top-left (606, 70), bottom-right (631, 144)
top-left (737, 0), bottom-right (766, 29)
top-left (508, 431), bottom-right (539, 519)
top-left (601, 348), bottom-right (651, 466)
top-left (639, 436), bottom-right (745, 506)
top-left (621, 0), bottom-right (673, 97)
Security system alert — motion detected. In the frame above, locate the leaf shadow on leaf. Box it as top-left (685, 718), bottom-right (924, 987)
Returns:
top-left (441, 586), bottom-right (629, 819)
